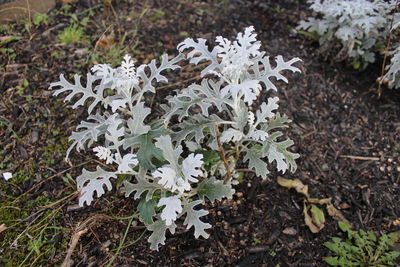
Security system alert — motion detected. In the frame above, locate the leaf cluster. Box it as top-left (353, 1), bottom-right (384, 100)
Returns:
top-left (298, 0), bottom-right (399, 70)
top-left (325, 221), bottom-right (400, 266)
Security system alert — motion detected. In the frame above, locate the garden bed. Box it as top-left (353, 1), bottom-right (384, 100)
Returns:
top-left (0, 0), bottom-right (399, 266)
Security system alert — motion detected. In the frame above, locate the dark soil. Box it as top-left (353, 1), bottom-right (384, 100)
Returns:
top-left (1, 0), bottom-right (399, 266)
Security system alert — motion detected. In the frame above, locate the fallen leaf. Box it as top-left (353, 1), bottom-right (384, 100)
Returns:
top-left (310, 204), bottom-right (325, 229)
top-left (339, 202), bottom-right (350, 209)
top-left (277, 177), bottom-right (309, 198)
top-left (327, 204), bottom-right (351, 225)
top-left (0, 224), bottom-right (7, 233)
top-left (308, 197), bottom-right (331, 205)
top-left (96, 35), bottom-right (118, 49)
top-left (304, 203), bottom-right (324, 233)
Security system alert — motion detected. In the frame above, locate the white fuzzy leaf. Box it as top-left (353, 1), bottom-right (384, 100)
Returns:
top-left (155, 135), bottom-right (182, 171)
top-left (244, 149), bottom-right (269, 179)
top-left (248, 130), bottom-right (268, 141)
top-left (178, 38), bottom-right (221, 77)
top-left (182, 200), bottom-right (211, 239)
top-left (126, 102), bottom-right (151, 136)
top-left (148, 220), bottom-right (176, 251)
top-left (117, 153), bottom-right (138, 173)
top-left (220, 128), bottom-right (244, 143)
top-left (66, 113), bottom-right (110, 159)
top-left (76, 166), bottom-right (117, 206)
top-left (171, 114), bottom-right (222, 145)
top-left (158, 195), bottom-right (183, 226)
top-left (110, 99), bottom-right (127, 112)
top-left (93, 146), bottom-right (114, 164)
top-left (50, 73), bottom-right (107, 114)
top-left (164, 87), bottom-right (212, 122)
top-left (105, 117), bottom-right (124, 150)
top-left (268, 144), bottom-right (288, 173)
top-left (255, 97), bottom-right (279, 127)
top-left (137, 54), bottom-right (183, 93)
top-left (182, 154), bottom-right (203, 183)
top-left (153, 167), bottom-right (177, 191)
top-left (221, 80), bottom-right (261, 104)
top-left (253, 56), bottom-right (301, 91)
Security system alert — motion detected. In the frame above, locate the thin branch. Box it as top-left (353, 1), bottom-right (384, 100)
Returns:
top-left (215, 124), bottom-right (232, 184)
top-left (340, 155), bottom-right (380, 161)
top-left (62, 214), bottom-right (113, 267)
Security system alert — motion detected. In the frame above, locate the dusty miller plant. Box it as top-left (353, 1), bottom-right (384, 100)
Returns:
top-left (379, 45), bottom-right (400, 89)
top-left (298, 0), bottom-right (399, 69)
top-left (50, 26), bottom-right (301, 250)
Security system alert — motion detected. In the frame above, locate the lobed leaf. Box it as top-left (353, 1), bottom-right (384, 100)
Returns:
top-left (126, 102), bottom-right (151, 136)
top-left (197, 177), bottom-right (234, 202)
top-left (148, 219), bottom-right (176, 251)
top-left (50, 73), bottom-right (108, 114)
top-left (76, 166), bottom-right (117, 206)
top-left (182, 200), bottom-right (211, 239)
top-left (243, 149), bottom-right (269, 179)
top-left (121, 179), bottom-right (162, 201)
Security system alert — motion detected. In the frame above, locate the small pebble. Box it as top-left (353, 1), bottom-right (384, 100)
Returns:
top-left (282, 227), bottom-right (297, 236)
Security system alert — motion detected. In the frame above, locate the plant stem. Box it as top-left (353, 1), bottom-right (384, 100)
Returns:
top-left (378, 0), bottom-right (399, 97)
top-left (215, 124), bottom-right (232, 184)
top-left (106, 214), bottom-right (136, 267)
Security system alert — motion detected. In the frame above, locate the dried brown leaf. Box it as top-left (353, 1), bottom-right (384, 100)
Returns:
top-left (0, 223), bottom-right (7, 233)
top-left (277, 176), bottom-right (309, 198)
top-left (327, 204), bottom-right (351, 225)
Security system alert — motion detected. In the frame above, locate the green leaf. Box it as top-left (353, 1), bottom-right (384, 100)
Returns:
top-left (121, 179), bottom-right (162, 201)
top-left (304, 204), bottom-right (323, 233)
top-left (171, 114), bottom-right (222, 144)
top-left (138, 198), bottom-right (156, 225)
top-left (123, 128), bottom-right (168, 170)
top-left (197, 177), bottom-right (234, 202)
top-left (196, 149), bottom-right (220, 171)
top-left (338, 221), bottom-right (352, 233)
top-left (310, 204), bottom-right (325, 229)
top-left (324, 256), bottom-right (339, 265)
top-left (264, 112), bottom-right (290, 131)
top-left (243, 149), bottom-right (269, 179)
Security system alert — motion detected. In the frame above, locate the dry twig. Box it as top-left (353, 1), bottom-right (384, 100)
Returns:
top-left (62, 214), bottom-right (113, 267)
